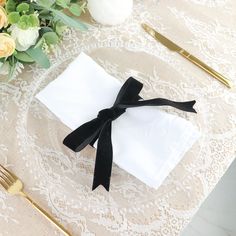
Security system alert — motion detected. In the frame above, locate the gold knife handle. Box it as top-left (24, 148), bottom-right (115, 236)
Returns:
top-left (20, 191), bottom-right (72, 236)
top-left (179, 50), bottom-right (233, 88)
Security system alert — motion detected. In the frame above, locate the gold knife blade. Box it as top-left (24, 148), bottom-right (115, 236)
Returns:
top-left (142, 23), bottom-right (233, 88)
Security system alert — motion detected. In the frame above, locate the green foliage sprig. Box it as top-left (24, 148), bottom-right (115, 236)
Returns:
top-left (0, 0), bottom-right (87, 80)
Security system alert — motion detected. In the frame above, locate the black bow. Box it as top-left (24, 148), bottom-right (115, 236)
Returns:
top-left (63, 77), bottom-right (197, 191)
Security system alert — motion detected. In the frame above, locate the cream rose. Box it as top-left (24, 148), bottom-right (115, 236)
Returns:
top-left (0, 33), bottom-right (16, 58)
top-left (0, 0), bottom-right (6, 7)
top-left (0, 6), bottom-right (8, 29)
top-left (9, 25), bottom-right (39, 51)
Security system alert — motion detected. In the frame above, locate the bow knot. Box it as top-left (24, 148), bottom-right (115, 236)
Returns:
top-left (63, 77), bottom-right (197, 191)
top-left (98, 107), bottom-right (124, 121)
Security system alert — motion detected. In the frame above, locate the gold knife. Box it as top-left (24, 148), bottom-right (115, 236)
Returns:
top-left (142, 23), bottom-right (233, 88)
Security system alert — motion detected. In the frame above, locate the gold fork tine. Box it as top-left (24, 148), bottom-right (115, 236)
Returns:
top-left (0, 164), bottom-right (72, 236)
top-left (0, 164), bottom-right (16, 186)
top-left (0, 175), bottom-right (10, 189)
top-left (0, 173), bottom-right (12, 186)
top-left (0, 164), bottom-right (17, 181)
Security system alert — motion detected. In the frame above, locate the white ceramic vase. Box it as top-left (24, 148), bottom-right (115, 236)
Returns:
top-left (87, 0), bottom-right (133, 26)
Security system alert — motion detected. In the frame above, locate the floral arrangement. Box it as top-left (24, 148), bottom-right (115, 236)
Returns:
top-left (0, 0), bottom-right (86, 79)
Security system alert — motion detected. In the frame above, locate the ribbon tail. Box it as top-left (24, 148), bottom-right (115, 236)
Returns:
top-left (179, 100), bottom-right (197, 113)
top-left (63, 118), bottom-right (104, 152)
top-left (119, 99), bottom-right (197, 113)
top-left (92, 120), bottom-right (113, 191)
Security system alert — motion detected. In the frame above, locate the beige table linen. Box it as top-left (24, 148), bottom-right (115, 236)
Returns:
top-left (0, 0), bottom-right (236, 235)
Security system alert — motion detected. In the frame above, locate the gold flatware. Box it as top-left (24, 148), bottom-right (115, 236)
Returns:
top-left (142, 23), bottom-right (233, 88)
top-left (0, 164), bottom-right (72, 236)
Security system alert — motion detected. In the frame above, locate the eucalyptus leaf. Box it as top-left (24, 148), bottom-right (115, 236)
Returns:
top-left (56, 0), bottom-right (69, 8)
top-left (34, 37), bottom-right (45, 48)
top-left (39, 9), bottom-right (53, 20)
top-left (29, 3), bottom-right (44, 10)
top-left (69, 4), bottom-right (82, 16)
top-left (43, 32), bottom-right (59, 45)
top-left (50, 9), bottom-right (87, 31)
top-left (26, 47), bottom-right (50, 69)
top-left (39, 27), bottom-right (53, 36)
top-left (39, 9), bottom-right (51, 15)
top-left (38, 14), bottom-right (54, 20)
top-left (37, 0), bottom-right (56, 8)
top-left (55, 21), bottom-right (67, 35)
top-left (14, 51), bottom-right (35, 63)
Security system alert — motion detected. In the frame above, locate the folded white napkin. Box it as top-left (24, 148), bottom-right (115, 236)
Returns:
top-left (36, 52), bottom-right (200, 189)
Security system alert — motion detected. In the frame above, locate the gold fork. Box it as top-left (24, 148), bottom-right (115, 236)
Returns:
top-left (0, 164), bottom-right (72, 236)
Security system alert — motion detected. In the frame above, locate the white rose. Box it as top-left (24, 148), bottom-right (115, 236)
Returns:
top-left (9, 25), bottom-right (39, 51)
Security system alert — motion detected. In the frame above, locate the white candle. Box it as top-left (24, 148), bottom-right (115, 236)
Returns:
top-left (87, 0), bottom-right (133, 26)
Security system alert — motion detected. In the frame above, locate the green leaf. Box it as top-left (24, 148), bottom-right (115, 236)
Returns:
top-left (5, 0), bottom-right (17, 13)
top-left (56, 0), bottom-right (69, 8)
top-left (68, 4), bottom-right (82, 16)
top-left (28, 4), bottom-right (35, 14)
top-left (55, 21), bottom-right (67, 35)
top-left (16, 3), bottom-right (30, 13)
top-left (37, 0), bottom-right (56, 8)
top-left (29, 2), bottom-right (44, 10)
top-left (39, 9), bottom-right (51, 16)
top-left (43, 32), bottom-right (59, 45)
top-left (14, 51), bottom-right (35, 63)
top-left (28, 14), bottom-right (40, 27)
top-left (39, 26), bottom-right (53, 36)
top-left (26, 47), bottom-right (50, 69)
top-left (18, 15), bottom-right (30, 30)
top-left (38, 13), bottom-right (54, 21)
top-left (34, 37), bottom-right (45, 48)
top-left (51, 9), bottom-right (87, 31)
top-left (8, 12), bottom-right (20, 24)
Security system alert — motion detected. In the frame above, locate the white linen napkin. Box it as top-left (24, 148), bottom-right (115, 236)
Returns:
top-left (36, 52), bottom-right (200, 189)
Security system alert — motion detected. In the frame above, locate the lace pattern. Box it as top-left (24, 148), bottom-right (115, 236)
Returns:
top-left (0, 0), bottom-right (236, 235)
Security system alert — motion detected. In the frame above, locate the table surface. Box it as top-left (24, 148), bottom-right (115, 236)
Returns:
top-left (0, 0), bottom-right (236, 235)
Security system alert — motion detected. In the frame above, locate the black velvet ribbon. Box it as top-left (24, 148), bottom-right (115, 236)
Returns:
top-left (63, 77), bottom-right (197, 191)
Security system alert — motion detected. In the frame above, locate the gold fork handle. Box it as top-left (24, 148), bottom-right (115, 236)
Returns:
top-left (20, 191), bottom-right (72, 236)
top-left (179, 50), bottom-right (233, 88)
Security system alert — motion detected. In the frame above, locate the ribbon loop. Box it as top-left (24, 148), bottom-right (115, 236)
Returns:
top-left (63, 77), bottom-right (197, 191)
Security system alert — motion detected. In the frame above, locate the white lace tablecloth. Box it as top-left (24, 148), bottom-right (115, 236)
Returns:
top-left (1, 1), bottom-right (236, 235)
